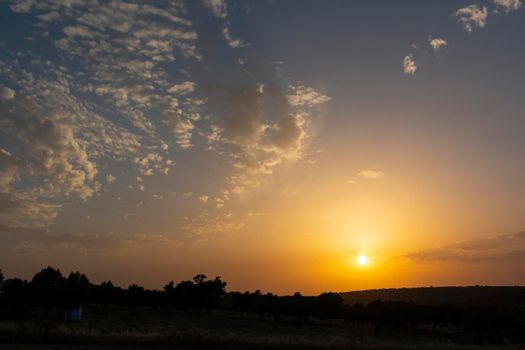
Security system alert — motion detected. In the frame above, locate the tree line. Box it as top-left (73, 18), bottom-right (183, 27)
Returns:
top-left (1, 267), bottom-right (525, 342)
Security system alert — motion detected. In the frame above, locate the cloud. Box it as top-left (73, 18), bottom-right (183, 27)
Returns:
top-left (45, 1), bottom-right (202, 139)
top-left (404, 231), bottom-right (525, 263)
top-left (493, 0), bottom-right (522, 12)
top-left (0, 229), bottom-right (178, 255)
top-left (63, 25), bottom-right (96, 38)
top-left (0, 149), bottom-right (28, 192)
top-left (215, 197), bottom-right (225, 208)
top-left (220, 84), bottom-right (266, 147)
top-left (38, 11), bottom-right (60, 22)
top-left (0, 86), bottom-right (15, 100)
top-left (357, 170), bottom-right (385, 179)
top-left (265, 114), bottom-right (307, 155)
top-left (0, 53), bottom-right (150, 229)
top-left (181, 213), bottom-right (244, 238)
top-left (204, 0), bottom-right (246, 51)
top-left (203, 82), bottom-right (330, 196)
top-left (105, 174), bottom-right (116, 184)
top-left (198, 195), bottom-right (209, 203)
top-left (454, 4), bottom-right (488, 33)
top-left (403, 54), bottom-right (418, 75)
top-left (2, 116), bottom-right (100, 200)
top-left (429, 37), bottom-right (448, 51)
top-left (205, 0), bottom-right (228, 19)
top-left (222, 26), bottom-right (244, 48)
top-left (286, 85), bottom-right (331, 107)
top-left (9, 0), bottom-right (37, 13)
top-left (0, 1), bottom-right (329, 241)
top-left (170, 118), bottom-right (195, 149)
top-left (168, 81), bottom-right (196, 95)
top-left (134, 153), bottom-right (166, 176)
top-left (0, 192), bottom-right (61, 231)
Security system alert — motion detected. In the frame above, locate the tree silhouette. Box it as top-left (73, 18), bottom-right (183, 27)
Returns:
top-left (1, 265), bottom-right (525, 345)
top-left (127, 284), bottom-right (145, 315)
top-left (31, 266), bottom-right (66, 317)
top-left (64, 271), bottom-right (91, 310)
top-left (0, 278), bottom-right (29, 320)
top-left (95, 280), bottom-right (121, 313)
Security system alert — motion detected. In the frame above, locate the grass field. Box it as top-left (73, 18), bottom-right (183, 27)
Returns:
top-left (0, 305), bottom-right (518, 350)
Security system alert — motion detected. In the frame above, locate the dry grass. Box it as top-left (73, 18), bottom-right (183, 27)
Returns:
top-left (0, 307), bottom-right (515, 350)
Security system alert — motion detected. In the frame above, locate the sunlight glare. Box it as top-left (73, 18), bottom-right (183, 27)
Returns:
top-left (357, 254), bottom-right (368, 266)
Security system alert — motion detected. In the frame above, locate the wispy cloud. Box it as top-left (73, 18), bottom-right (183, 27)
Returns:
top-left (404, 231), bottom-right (525, 262)
top-left (0, 229), bottom-right (179, 255)
top-left (205, 0), bottom-right (227, 19)
top-left (181, 213), bottom-right (244, 239)
top-left (357, 170), bottom-right (385, 180)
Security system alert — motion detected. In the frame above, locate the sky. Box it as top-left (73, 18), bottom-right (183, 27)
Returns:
top-left (1, 0), bottom-right (525, 295)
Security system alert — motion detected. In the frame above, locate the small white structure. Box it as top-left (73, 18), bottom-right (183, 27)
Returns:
top-left (64, 306), bottom-right (82, 321)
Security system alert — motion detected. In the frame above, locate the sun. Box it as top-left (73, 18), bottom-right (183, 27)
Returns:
top-left (357, 254), bottom-right (368, 266)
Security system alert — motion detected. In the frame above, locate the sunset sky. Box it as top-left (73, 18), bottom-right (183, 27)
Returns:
top-left (1, 0), bottom-right (525, 294)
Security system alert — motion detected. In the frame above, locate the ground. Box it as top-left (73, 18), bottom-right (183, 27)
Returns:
top-left (0, 306), bottom-right (517, 349)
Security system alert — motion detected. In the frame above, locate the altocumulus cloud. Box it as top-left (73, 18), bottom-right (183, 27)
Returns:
top-left (0, 0), bottom-right (331, 246)
top-left (429, 37), bottom-right (448, 51)
top-left (493, 0), bottom-right (522, 12)
top-left (403, 0), bottom-right (522, 74)
top-left (403, 54), bottom-right (418, 75)
top-left (454, 4), bottom-right (489, 33)
top-left (0, 86), bottom-right (15, 100)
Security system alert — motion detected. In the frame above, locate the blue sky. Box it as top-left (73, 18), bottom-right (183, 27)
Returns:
top-left (1, 0), bottom-right (525, 293)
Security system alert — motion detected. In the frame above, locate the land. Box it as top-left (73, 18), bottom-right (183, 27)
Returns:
top-left (3, 267), bottom-right (525, 350)
top-left (0, 303), bottom-right (522, 350)
top-left (341, 286), bottom-right (525, 306)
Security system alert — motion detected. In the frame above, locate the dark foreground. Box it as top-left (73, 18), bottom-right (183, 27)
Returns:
top-left (2, 269), bottom-right (525, 349)
top-left (0, 305), bottom-right (522, 350)
top-left (0, 344), bottom-right (521, 350)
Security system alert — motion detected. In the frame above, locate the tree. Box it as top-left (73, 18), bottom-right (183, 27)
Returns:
top-left (31, 266), bottom-right (66, 317)
top-left (163, 281), bottom-right (175, 308)
top-left (127, 284), bottom-right (145, 315)
top-left (32, 266), bottom-right (65, 287)
top-left (193, 274), bottom-right (207, 285)
top-left (201, 276), bottom-right (227, 312)
top-left (67, 271), bottom-right (90, 286)
top-left (0, 278), bottom-right (29, 320)
top-left (314, 293), bottom-right (344, 321)
top-left (96, 280), bottom-right (119, 313)
top-left (65, 271), bottom-right (91, 309)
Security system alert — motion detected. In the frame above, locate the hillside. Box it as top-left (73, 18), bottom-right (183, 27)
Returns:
top-left (340, 286), bottom-right (525, 306)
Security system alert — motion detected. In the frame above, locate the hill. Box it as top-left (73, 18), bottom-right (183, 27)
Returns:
top-left (340, 286), bottom-right (525, 306)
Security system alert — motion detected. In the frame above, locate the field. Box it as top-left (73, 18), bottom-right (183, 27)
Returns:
top-left (0, 305), bottom-right (516, 350)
